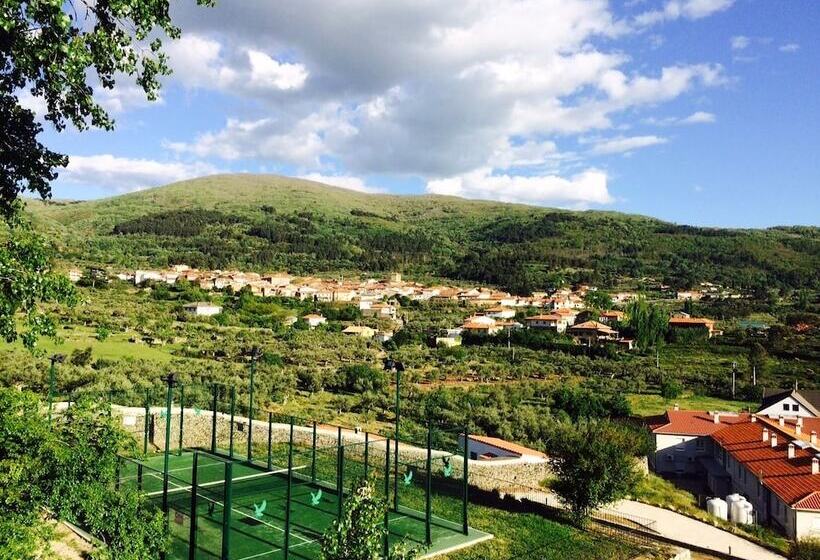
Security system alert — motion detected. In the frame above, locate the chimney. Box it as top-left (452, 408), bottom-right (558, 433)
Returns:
top-left (812, 431), bottom-right (817, 445)
top-left (779, 416), bottom-right (785, 427)
top-left (814, 457), bottom-right (820, 475)
top-left (788, 443), bottom-right (795, 459)
top-left (763, 428), bottom-right (769, 442)
top-left (714, 413), bottom-right (721, 424)
top-left (751, 415), bottom-right (758, 423)
top-left (673, 403), bottom-right (679, 411)
top-left (771, 433), bottom-right (778, 448)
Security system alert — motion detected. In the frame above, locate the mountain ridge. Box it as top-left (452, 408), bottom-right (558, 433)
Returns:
top-left (25, 174), bottom-right (820, 293)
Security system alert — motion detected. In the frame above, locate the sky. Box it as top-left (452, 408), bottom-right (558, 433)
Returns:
top-left (26, 0), bottom-right (820, 227)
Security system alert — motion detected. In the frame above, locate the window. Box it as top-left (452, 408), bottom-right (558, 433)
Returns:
top-left (793, 404), bottom-right (800, 412)
top-left (784, 403), bottom-right (790, 411)
top-left (696, 438), bottom-right (705, 450)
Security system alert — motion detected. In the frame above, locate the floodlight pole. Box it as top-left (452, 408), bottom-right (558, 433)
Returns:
top-left (47, 354), bottom-right (64, 425)
top-left (247, 347), bottom-right (262, 462)
top-left (162, 373), bottom-right (177, 518)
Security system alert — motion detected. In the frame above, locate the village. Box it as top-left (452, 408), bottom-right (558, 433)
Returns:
top-left (84, 265), bottom-right (727, 350)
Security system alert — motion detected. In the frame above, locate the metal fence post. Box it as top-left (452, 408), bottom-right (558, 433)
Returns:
top-left (221, 462), bottom-right (232, 560)
top-left (267, 412), bottom-right (273, 471)
top-left (426, 424), bottom-right (433, 545)
top-left (143, 390), bottom-right (150, 455)
top-left (311, 421), bottom-right (317, 482)
top-left (462, 425), bottom-right (469, 535)
top-left (188, 452), bottom-right (199, 560)
top-left (211, 385), bottom-right (218, 453)
top-left (178, 384), bottom-right (185, 455)
top-left (364, 431), bottom-right (370, 478)
top-left (384, 438), bottom-right (391, 558)
top-left (229, 387), bottom-right (236, 459)
top-left (162, 374), bottom-right (175, 519)
top-left (336, 426), bottom-right (343, 519)
top-left (284, 417), bottom-right (294, 559)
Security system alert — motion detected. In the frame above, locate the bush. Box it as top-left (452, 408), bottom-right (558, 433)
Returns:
top-left (792, 537), bottom-right (820, 560)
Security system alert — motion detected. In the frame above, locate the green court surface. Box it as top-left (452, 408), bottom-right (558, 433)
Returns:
top-left (120, 450), bottom-right (490, 560)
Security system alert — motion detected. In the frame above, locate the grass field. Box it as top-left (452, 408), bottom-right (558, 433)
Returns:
top-left (627, 392), bottom-right (754, 417)
top-left (1, 326), bottom-right (178, 363)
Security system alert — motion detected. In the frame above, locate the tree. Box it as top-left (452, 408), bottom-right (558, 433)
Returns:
top-left (660, 376), bottom-right (683, 400)
top-left (1, 0), bottom-right (212, 346)
top-left (547, 419), bottom-right (643, 526)
top-left (583, 290), bottom-right (613, 311)
top-left (322, 479), bottom-right (418, 560)
top-left (0, 213), bottom-right (76, 348)
top-left (748, 342), bottom-right (769, 377)
top-left (626, 297), bottom-right (669, 352)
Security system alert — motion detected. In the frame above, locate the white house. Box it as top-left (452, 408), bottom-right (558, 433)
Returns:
top-left (648, 408), bottom-right (748, 475)
top-left (758, 389), bottom-right (820, 419)
top-left (524, 314), bottom-right (567, 333)
top-left (486, 306), bottom-right (516, 320)
top-left (342, 325), bottom-right (376, 339)
top-left (303, 314), bottom-right (327, 329)
top-left (183, 302), bottom-right (223, 317)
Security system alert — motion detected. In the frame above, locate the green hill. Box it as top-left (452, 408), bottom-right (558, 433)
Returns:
top-left (27, 173), bottom-right (820, 293)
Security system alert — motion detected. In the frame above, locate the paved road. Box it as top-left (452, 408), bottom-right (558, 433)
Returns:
top-left (508, 488), bottom-right (785, 560)
top-left (611, 500), bottom-right (787, 560)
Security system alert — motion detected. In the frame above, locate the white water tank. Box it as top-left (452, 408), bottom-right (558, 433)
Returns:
top-left (740, 501), bottom-right (754, 525)
top-left (726, 493), bottom-right (743, 510)
top-left (729, 496), bottom-right (753, 524)
top-left (707, 497), bottom-right (728, 520)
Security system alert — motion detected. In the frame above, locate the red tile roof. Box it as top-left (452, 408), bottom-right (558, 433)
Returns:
top-left (712, 420), bottom-right (820, 508)
top-left (669, 317), bottom-right (715, 326)
top-left (650, 410), bottom-right (749, 436)
top-left (526, 314), bottom-right (562, 321)
top-left (568, 320), bottom-right (617, 334)
top-left (468, 435), bottom-right (547, 459)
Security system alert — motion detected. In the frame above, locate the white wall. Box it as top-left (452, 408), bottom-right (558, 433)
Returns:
top-left (795, 510), bottom-right (820, 540)
top-left (653, 434), bottom-right (712, 474)
top-left (759, 396), bottom-right (816, 419)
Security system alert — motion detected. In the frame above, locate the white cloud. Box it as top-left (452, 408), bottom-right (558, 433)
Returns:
top-left (165, 105), bottom-right (356, 167)
top-left (680, 110), bottom-right (716, 124)
top-left (247, 50), bottom-right (309, 91)
top-left (634, 0), bottom-right (734, 26)
top-left (646, 110), bottom-right (716, 126)
top-left (779, 43), bottom-right (800, 53)
top-left (731, 35), bottom-right (750, 50)
top-left (588, 135), bottom-right (667, 155)
top-left (165, 34), bottom-right (308, 95)
top-left (159, 0), bottom-right (730, 202)
top-left (61, 155), bottom-right (219, 193)
top-left (298, 173), bottom-right (381, 193)
top-left (426, 168), bottom-right (612, 208)
top-left (16, 89), bottom-right (47, 116)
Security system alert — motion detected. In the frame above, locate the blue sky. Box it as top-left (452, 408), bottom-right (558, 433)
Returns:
top-left (30, 0), bottom-right (819, 227)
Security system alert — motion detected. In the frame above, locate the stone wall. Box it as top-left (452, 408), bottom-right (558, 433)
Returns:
top-left (108, 404), bottom-right (553, 491)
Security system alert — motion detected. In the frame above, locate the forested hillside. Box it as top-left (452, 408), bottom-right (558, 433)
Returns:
top-left (28, 174), bottom-right (820, 294)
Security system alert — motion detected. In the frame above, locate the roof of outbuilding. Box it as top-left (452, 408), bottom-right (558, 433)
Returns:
top-left (468, 435), bottom-right (547, 459)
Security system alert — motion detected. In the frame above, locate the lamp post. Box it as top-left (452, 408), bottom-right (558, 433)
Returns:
top-left (161, 373), bottom-right (177, 517)
top-left (247, 346), bottom-right (263, 461)
top-left (48, 354), bottom-right (65, 425)
top-left (384, 357), bottom-right (405, 511)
